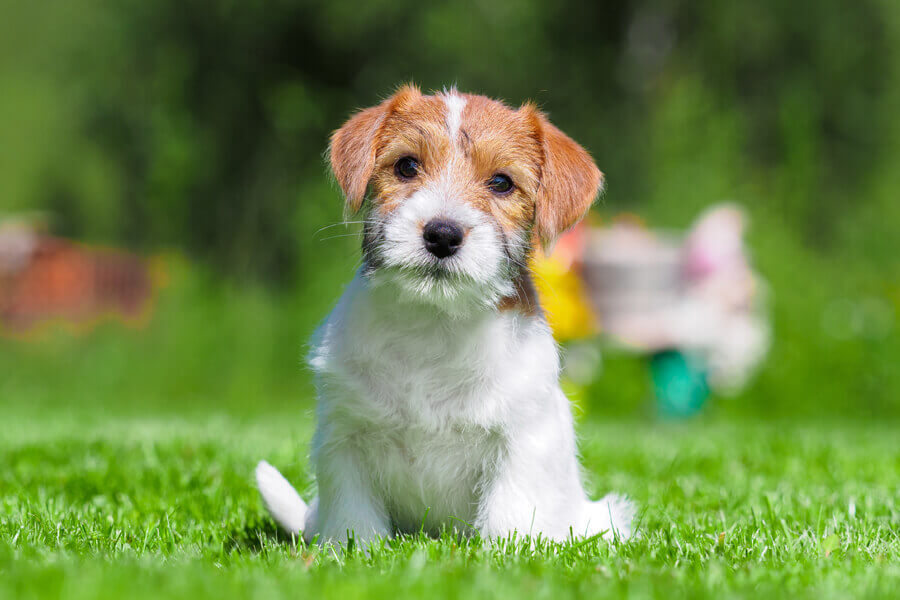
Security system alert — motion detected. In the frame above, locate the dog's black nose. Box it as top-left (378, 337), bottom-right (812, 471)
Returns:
top-left (423, 219), bottom-right (464, 258)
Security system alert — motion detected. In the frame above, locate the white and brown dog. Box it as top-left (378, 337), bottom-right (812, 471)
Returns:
top-left (256, 85), bottom-right (634, 547)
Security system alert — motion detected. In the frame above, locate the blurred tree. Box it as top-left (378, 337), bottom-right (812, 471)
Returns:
top-left (1, 0), bottom-right (896, 283)
top-left (1, 0), bottom-right (898, 417)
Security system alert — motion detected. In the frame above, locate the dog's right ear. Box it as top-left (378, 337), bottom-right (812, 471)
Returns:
top-left (329, 84), bottom-right (420, 213)
top-left (521, 105), bottom-right (603, 250)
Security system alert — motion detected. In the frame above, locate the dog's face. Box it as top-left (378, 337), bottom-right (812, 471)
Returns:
top-left (330, 86), bottom-right (602, 313)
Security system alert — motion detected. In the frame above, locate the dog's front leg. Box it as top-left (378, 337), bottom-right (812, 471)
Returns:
top-left (473, 417), bottom-right (590, 543)
top-left (312, 443), bottom-right (391, 549)
top-left (473, 443), bottom-right (569, 542)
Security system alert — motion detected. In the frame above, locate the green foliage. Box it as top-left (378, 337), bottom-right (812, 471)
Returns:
top-left (2, 0), bottom-right (898, 418)
top-left (2, 0), bottom-right (898, 419)
top-left (2, 0), bottom-right (898, 276)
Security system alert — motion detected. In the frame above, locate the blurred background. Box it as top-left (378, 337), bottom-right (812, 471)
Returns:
top-left (1, 0), bottom-right (898, 421)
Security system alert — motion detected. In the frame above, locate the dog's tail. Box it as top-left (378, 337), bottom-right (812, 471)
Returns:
top-left (255, 460), bottom-right (308, 536)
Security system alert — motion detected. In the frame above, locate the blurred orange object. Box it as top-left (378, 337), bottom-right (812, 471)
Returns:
top-left (0, 221), bottom-right (155, 334)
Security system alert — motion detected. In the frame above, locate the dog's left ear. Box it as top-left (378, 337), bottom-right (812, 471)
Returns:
top-left (330, 84), bottom-right (420, 213)
top-left (525, 107), bottom-right (604, 248)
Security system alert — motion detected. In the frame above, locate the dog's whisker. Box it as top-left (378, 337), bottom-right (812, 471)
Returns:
top-left (316, 233), bottom-right (366, 242)
top-left (313, 221), bottom-right (369, 236)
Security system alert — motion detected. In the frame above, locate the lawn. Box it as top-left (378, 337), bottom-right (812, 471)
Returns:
top-left (3, 0), bottom-right (899, 596)
top-left (2, 412), bottom-right (898, 599)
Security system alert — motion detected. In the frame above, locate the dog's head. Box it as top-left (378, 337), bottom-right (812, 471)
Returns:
top-left (330, 85), bottom-right (602, 313)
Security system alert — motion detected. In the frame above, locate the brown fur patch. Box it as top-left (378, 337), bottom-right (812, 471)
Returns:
top-left (497, 271), bottom-right (542, 316)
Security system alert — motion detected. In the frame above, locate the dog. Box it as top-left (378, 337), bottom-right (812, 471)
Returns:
top-left (256, 85), bottom-right (635, 547)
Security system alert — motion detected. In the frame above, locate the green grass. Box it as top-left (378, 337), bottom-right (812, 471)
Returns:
top-left (2, 414), bottom-right (898, 599)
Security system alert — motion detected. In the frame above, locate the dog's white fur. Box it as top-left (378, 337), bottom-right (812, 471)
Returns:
top-left (256, 89), bottom-right (635, 547)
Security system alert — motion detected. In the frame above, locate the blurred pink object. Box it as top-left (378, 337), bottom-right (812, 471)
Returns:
top-left (581, 204), bottom-right (769, 392)
top-left (684, 205), bottom-right (746, 280)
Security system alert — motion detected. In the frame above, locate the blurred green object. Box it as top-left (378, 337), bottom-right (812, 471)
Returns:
top-left (650, 350), bottom-right (709, 417)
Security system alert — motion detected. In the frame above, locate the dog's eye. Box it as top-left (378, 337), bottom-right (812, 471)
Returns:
top-left (394, 156), bottom-right (420, 180)
top-left (487, 174), bottom-right (514, 195)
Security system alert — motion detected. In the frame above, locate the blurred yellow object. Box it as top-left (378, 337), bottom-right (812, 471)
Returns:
top-left (531, 228), bottom-right (597, 342)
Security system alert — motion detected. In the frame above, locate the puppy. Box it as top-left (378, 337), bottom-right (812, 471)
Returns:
top-left (257, 85), bottom-right (634, 547)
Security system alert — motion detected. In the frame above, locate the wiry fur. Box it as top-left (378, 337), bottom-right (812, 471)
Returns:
top-left (257, 86), bottom-right (634, 547)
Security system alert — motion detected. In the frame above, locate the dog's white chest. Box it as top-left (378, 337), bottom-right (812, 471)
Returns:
top-left (311, 273), bottom-right (559, 430)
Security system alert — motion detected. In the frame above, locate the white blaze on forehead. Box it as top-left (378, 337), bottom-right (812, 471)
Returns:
top-left (443, 92), bottom-right (467, 140)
